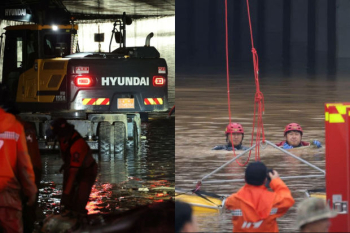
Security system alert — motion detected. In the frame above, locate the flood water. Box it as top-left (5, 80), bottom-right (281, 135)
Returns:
top-left (0, 16), bottom-right (176, 224)
top-left (175, 66), bottom-right (350, 232)
top-left (38, 116), bottom-right (174, 222)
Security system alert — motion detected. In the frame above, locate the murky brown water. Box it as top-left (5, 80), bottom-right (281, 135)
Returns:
top-left (175, 71), bottom-right (350, 232)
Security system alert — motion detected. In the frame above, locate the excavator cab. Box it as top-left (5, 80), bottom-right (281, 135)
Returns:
top-left (2, 25), bottom-right (78, 107)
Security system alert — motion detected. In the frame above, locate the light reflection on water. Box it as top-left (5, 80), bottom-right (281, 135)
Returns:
top-left (175, 71), bottom-right (350, 232)
top-left (17, 16), bottom-right (175, 221)
top-left (39, 117), bottom-right (174, 219)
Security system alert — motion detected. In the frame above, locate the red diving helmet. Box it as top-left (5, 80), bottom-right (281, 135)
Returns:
top-left (284, 123), bottom-right (303, 136)
top-left (225, 123), bottom-right (244, 134)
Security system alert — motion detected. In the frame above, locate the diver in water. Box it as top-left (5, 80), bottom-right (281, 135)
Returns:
top-left (212, 123), bottom-right (249, 151)
top-left (276, 123), bottom-right (322, 149)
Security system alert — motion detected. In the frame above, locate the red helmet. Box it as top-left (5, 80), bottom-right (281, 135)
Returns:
top-left (225, 123), bottom-right (244, 134)
top-left (284, 123), bottom-right (303, 136)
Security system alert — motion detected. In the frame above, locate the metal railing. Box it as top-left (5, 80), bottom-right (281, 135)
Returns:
top-left (198, 140), bottom-right (325, 184)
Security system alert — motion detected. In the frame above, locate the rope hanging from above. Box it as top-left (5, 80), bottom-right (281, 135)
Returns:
top-left (224, 0), bottom-right (265, 166)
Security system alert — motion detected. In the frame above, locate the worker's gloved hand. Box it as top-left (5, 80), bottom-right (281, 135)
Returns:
top-left (282, 143), bottom-right (293, 149)
top-left (312, 140), bottom-right (322, 148)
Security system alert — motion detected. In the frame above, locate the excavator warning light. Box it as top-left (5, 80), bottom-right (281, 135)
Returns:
top-left (153, 76), bottom-right (166, 87)
top-left (75, 76), bottom-right (93, 87)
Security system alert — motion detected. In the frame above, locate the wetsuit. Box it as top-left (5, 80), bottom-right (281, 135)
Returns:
top-left (59, 131), bottom-right (97, 214)
top-left (212, 144), bottom-right (249, 151)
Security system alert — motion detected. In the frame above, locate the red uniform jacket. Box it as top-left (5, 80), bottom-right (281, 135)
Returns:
top-left (275, 140), bottom-right (310, 147)
top-left (0, 108), bottom-right (37, 210)
top-left (225, 178), bottom-right (294, 232)
top-left (59, 131), bottom-right (95, 195)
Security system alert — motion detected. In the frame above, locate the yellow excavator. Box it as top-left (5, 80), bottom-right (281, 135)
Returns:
top-left (0, 4), bottom-right (169, 154)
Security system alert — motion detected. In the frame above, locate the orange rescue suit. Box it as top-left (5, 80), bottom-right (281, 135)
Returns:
top-left (225, 178), bottom-right (294, 232)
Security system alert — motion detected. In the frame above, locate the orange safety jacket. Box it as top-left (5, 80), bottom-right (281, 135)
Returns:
top-left (0, 108), bottom-right (37, 210)
top-left (225, 178), bottom-right (294, 232)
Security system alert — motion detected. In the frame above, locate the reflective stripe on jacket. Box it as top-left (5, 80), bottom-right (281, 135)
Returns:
top-left (59, 131), bottom-right (95, 169)
top-left (0, 108), bottom-right (37, 210)
top-left (225, 178), bottom-right (295, 232)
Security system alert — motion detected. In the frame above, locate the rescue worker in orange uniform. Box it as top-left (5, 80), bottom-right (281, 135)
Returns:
top-left (0, 84), bottom-right (43, 232)
top-left (276, 123), bottom-right (322, 149)
top-left (47, 118), bottom-right (97, 216)
top-left (212, 123), bottom-right (249, 151)
top-left (225, 161), bottom-right (294, 232)
top-left (0, 106), bottom-right (37, 232)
